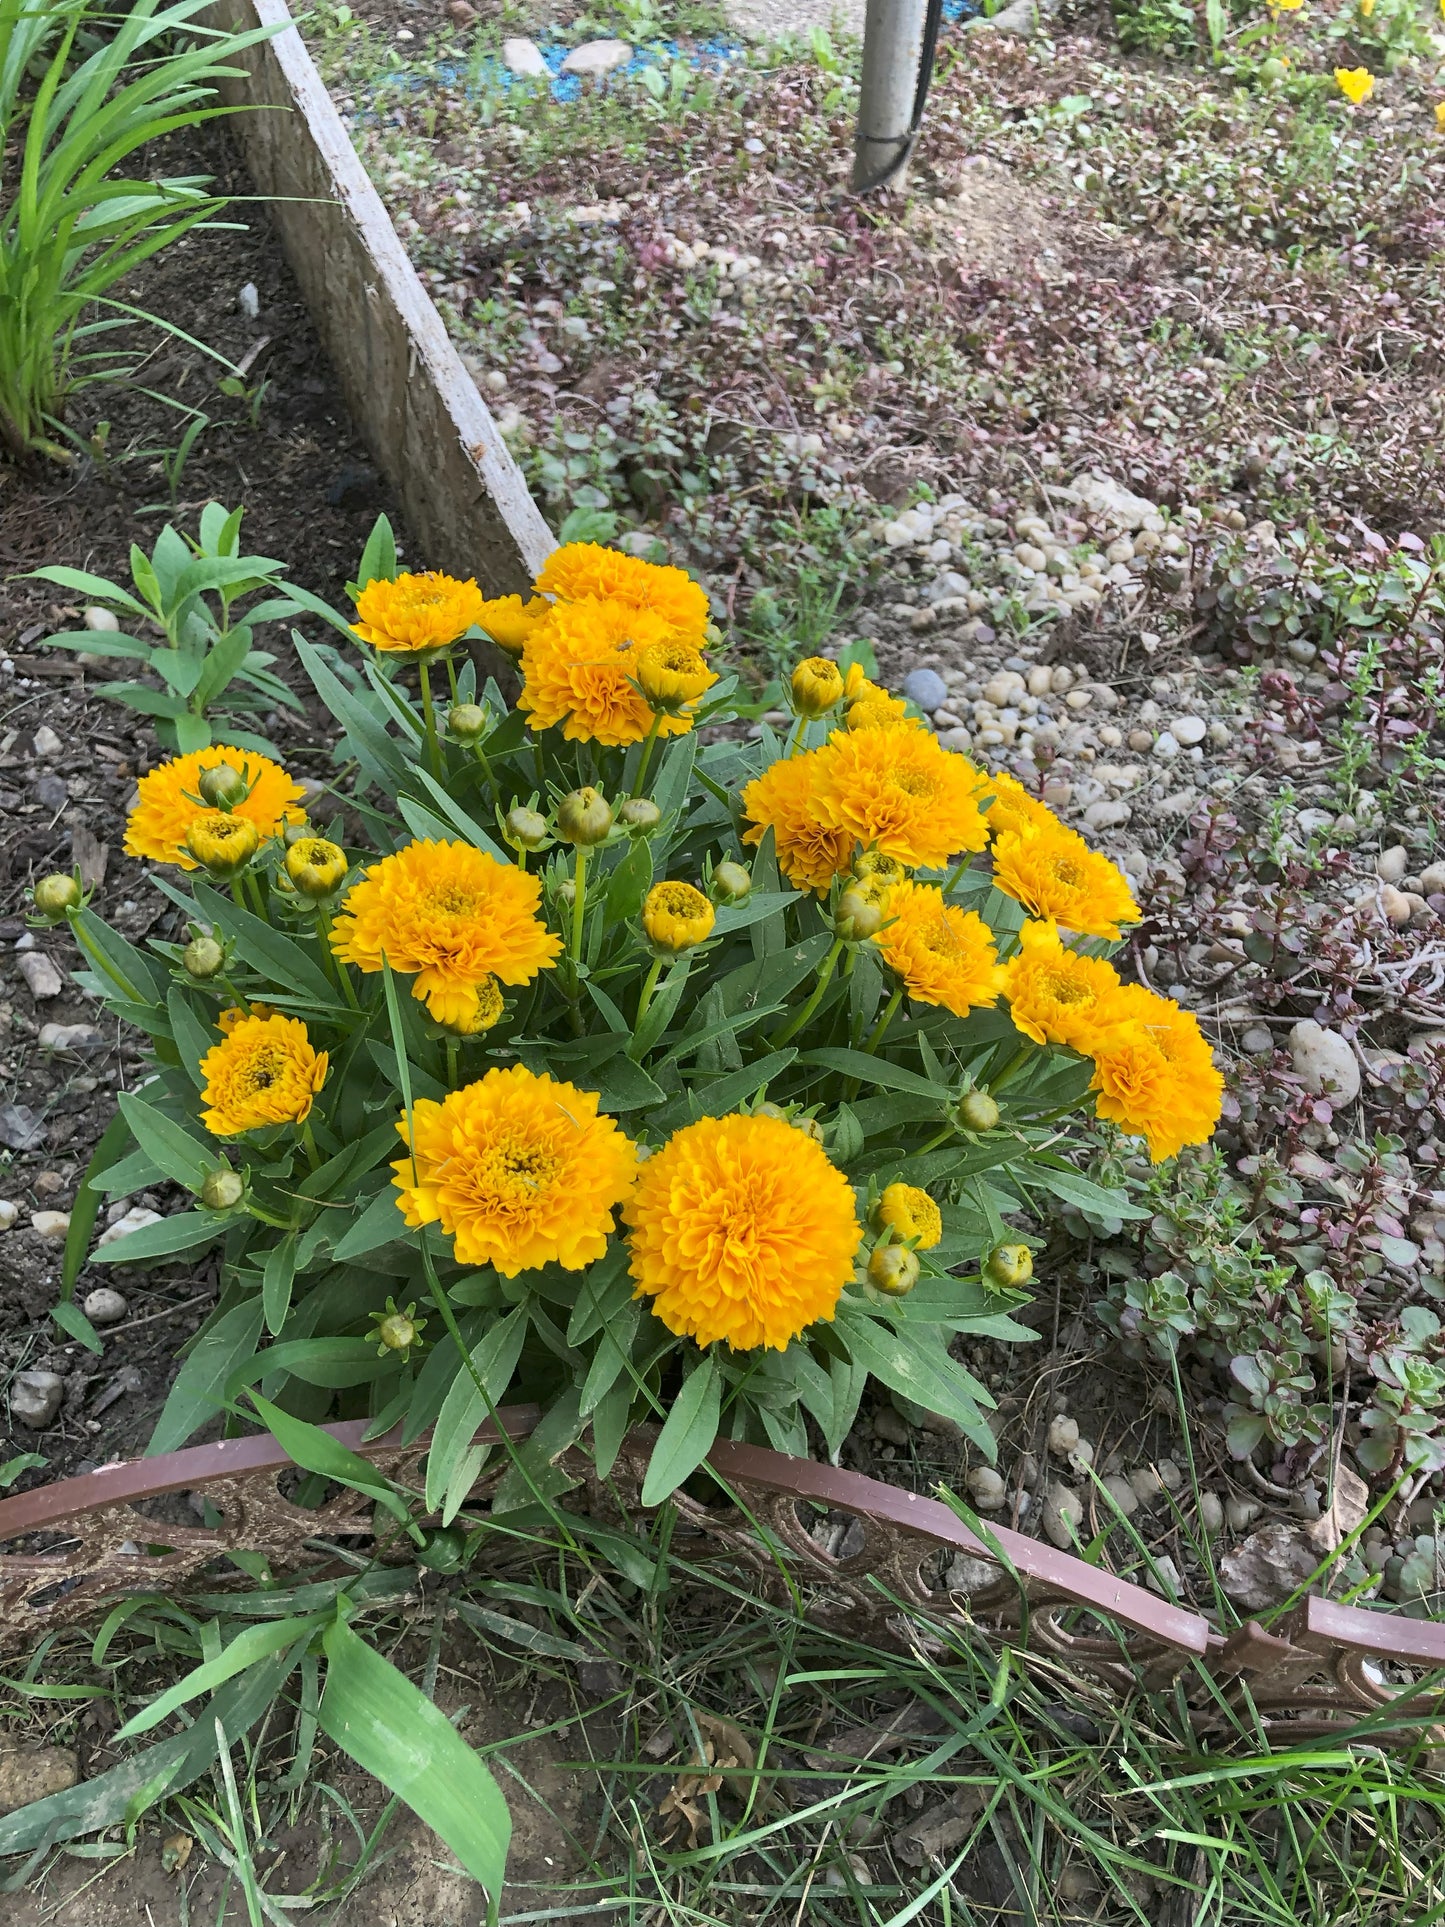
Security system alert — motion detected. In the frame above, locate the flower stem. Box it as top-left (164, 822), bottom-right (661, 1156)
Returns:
top-left (571, 845), bottom-right (589, 968)
top-left (300, 1119), bottom-right (321, 1172)
top-left (863, 985), bottom-right (902, 1056)
top-left (418, 659), bottom-right (442, 780)
top-left (989, 1041), bottom-right (1036, 1095)
top-left (787, 715), bottom-right (808, 757)
top-left (632, 710), bottom-right (664, 798)
top-left (443, 649), bottom-right (460, 705)
top-left (69, 914), bottom-right (144, 1006)
top-left (314, 902), bottom-right (359, 1010)
top-left (445, 1038), bottom-right (460, 1090)
top-left (769, 936), bottom-right (844, 1048)
top-left (244, 870), bottom-right (270, 924)
top-left (634, 955), bottom-right (663, 1033)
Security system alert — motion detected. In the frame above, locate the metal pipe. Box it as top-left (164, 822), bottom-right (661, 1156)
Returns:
top-left (851, 0), bottom-right (930, 195)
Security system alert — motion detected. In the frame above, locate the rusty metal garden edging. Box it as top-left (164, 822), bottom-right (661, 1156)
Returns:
top-left (2, 1412), bottom-right (1442, 1746)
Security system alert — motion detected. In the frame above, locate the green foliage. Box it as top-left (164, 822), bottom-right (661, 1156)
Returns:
top-left (0, 0), bottom-right (279, 461)
top-left (32, 503), bottom-right (305, 753)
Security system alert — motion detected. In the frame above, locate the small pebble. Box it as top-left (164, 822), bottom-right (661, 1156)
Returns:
top-left (1376, 845), bottom-right (1409, 885)
top-left (1157, 1458), bottom-right (1183, 1492)
top-left (1127, 728), bottom-right (1154, 752)
top-left (0, 1201), bottom-right (17, 1231)
top-left (83, 607), bottom-right (120, 633)
top-left (966, 1465), bottom-right (1007, 1511)
top-left (1170, 716), bottom-right (1207, 747)
top-left (9, 1370), bottom-right (64, 1428)
top-left (1147, 1555), bottom-right (1183, 1599)
top-left (872, 1405), bottom-right (911, 1448)
top-left (30, 1210), bottom-right (70, 1241)
top-left (1127, 1466), bottom-right (1163, 1508)
top-left (237, 281), bottom-right (260, 319)
top-left (1046, 1414), bottom-right (1080, 1457)
top-left (17, 953), bottom-right (64, 1000)
top-left (901, 667), bottom-right (949, 712)
top-left (82, 1287), bottom-right (128, 1327)
top-left (1241, 1026), bottom-right (1273, 1056)
top-left (32, 725), bottom-right (62, 758)
top-left (1102, 1473), bottom-right (1139, 1517)
top-left (1197, 1491), bottom-right (1225, 1537)
top-left (1226, 1496), bottom-right (1261, 1534)
top-left (1042, 1481), bottom-right (1084, 1549)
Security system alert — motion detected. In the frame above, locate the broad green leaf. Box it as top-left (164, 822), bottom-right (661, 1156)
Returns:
top-left (237, 1337), bottom-right (396, 1390)
top-left (193, 883), bottom-right (338, 1007)
top-left (710, 891), bottom-right (798, 936)
top-left (148, 1300), bottom-right (266, 1455)
top-left (1025, 1159), bottom-right (1148, 1222)
top-left (92, 1211), bottom-right (222, 1267)
top-left (837, 1307), bottom-right (996, 1459)
top-left (332, 1184), bottom-right (407, 1262)
top-left (490, 1385), bottom-right (585, 1516)
top-left (355, 513), bottom-right (397, 589)
top-left (262, 1235), bottom-right (297, 1336)
top-left (113, 1618), bottom-right (314, 1741)
top-left (62, 1108), bottom-right (134, 1298)
top-left (71, 906), bottom-right (165, 1007)
top-left (796, 1048), bottom-right (945, 1100)
top-left (51, 1299), bottom-right (103, 1355)
top-left (605, 835), bottom-right (654, 924)
top-left (244, 1391), bottom-right (411, 1526)
top-left (641, 1352), bottom-right (720, 1505)
top-left (117, 1093), bottom-right (213, 1194)
top-left (318, 1616), bottom-right (510, 1898)
top-left (424, 1307), bottom-right (528, 1513)
top-left (167, 988), bottom-right (216, 1088)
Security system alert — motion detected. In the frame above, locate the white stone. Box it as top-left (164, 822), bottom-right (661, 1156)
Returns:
top-left (882, 521), bottom-right (913, 548)
top-left (560, 38), bottom-right (632, 73)
top-left (1420, 862), bottom-right (1445, 895)
top-left (1046, 1413), bottom-right (1080, 1457)
top-left (983, 672), bottom-right (1025, 707)
top-left (966, 1466), bottom-right (1007, 1511)
top-left (1146, 1555), bottom-right (1183, 1599)
top-left (1083, 797), bottom-right (1131, 833)
top-left (502, 35), bottom-right (548, 75)
top-left (17, 952), bottom-right (64, 1000)
top-left (1042, 1481), bottom-right (1084, 1549)
top-left (38, 1023), bottom-right (102, 1054)
top-left (1376, 844), bottom-right (1409, 885)
top-left (1066, 472), bottom-right (1157, 531)
top-left (1198, 1491), bottom-right (1225, 1537)
top-left (0, 1201), bottom-right (16, 1230)
top-left (237, 282), bottom-right (259, 320)
top-left (30, 1210), bottom-right (70, 1240)
top-left (1170, 716), bottom-right (1207, 746)
top-left (1288, 1020), bottom-right (1361, 1104)
top-left (83, 607), bottom-right (120, 633)
top-left (1152, 730), bottom-right (1181, 761)
top-left (33, 725), bottom-right (62, 758)
top-left (1126, 1466), bottom-right (1163, 1508)
top-left (96, 1206), bottom-right (163, 1253)
top-left (10, 1371), bottom-right (64, 1428)
top-left (944, 1552), bottom-right (1000, 1594)
top-left (1157, 1458), bottom-right (1183, 1491)
top-left (1242, 1026), bottom-right (1273, 1056)
top-left (1102, 1473), bottom-right (1139, 1517)
top-left (82, 1287), bottom-right (128, 1326)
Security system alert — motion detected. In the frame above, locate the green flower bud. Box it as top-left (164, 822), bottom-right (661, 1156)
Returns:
top-left (197, 763), bottom-right (248, 809)
top-left (506, 805), bottom-right (549, 851)
top-left (32, 874), bottom-right (81, 918)
top-left (984, 1242), bottom-right (1033, 1290)
top-left (711, 860), bottom-right (752, 904)
top-left (837, 885), bottom-right (886, 940)
top-left (183, 935), bottom-right (227, 980)
top-left (555, 878), bottom-right (577, 909)
top-left (448, 703), bottom-right (489, 742)
top-left (868, 1244), bottom-right (920, 1296)
top-left (616, 796), bottom-right (662, 834)
top-left (556, 786), bottom-right (613, 847)
top-left (201, 1168), bottom-right (245, 1212)
top-left (957, 1090), bottom-right (1000, 1133)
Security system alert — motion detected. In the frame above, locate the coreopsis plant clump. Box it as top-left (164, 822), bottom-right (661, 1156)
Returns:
top-left (32, 511), bottom-right (1224, 1890)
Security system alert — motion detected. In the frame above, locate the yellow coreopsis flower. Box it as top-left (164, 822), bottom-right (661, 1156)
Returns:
top-left (518, 597), bottom-right (697, 747)
top-left (392, 1065), bottom-right (639, 1275)
top-left (845, 680), bottom-right (919, 731)
top-left (741, 751), bottom-right (855, 895)
top-left (991, 820), bottom-right (1141, 942)
top-left (875, 1182), bottom-right (943, 1251)
top-left (998, 919), bottom-right (1126, 1054)
top-left (284, 837), bottom-right (349, 899)
top-left (1334, 66), bottom-right (1375, 104)
top-left (1436, 100), bottom-right (1445, 130)
top-left (642, 881), bottom-right (716, 953)
top-left (1089, 985), bottom-right (1223, 1162)
top-left (1268, 0), bottom-right (1304, 11)
top-left (634, 637), bottom-right (716, 715)
top-left (124, 745), bottom-right (304, 870)
top-left (475, 593), bottom-right (551, 656)
top-left (200, 1012), bottom-right (328, 1135)
top-left (330, 838), bottom-right (561, 1030)
top-left (534, 542), bottom-right (710, 640)
top-left (875, 880), bottom-right (1001, 1018)
top-left (791, 656), bottom-right (845, 718)
top-left (1358, 0), bottom-right (1376, 16)
top-left (185, 809), bottom-right (259, 878)
top-left (624, 1111), bottom-right (862, 1350)
top-left (809, 726), bottom-right (991, 872)
top-left (351, 571), bottom-right (487, 653)
top-left (984, 769), bottom-right (1064, 842)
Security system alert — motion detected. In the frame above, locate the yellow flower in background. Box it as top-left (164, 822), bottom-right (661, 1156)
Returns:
top-left (791, 656), bottom-right (845, 718)
top-left (846, 681), bottom-right (919, 731)
top-left (1268, 0), bottom-right (1304, 11)
top-left (625, 1111), bottom-right (862, 1350)
top-left (810, 727), bottom-right (990, 872)
top-left (442, 974), bottom-right (505, 1035)
top-left (330, 838), bottom-right (561, 1030)
top-left (200, 1012), bottom-right (328, 1135)
top-left (1089, 985), bottom-right (1223, 1162)
top-left (999, 919), bottom-right (1125, 1053)
top-left (535, 542), bottom-right (710, 640)
top-left (634, 637), bottom-right (716, 715)
top-left (875, 880), bottom-right (1000, 1018)
top-left (124, 745), bottom-right (304, 870)
top-left (475, 593), bottom-right (551, 656)
top-left (519, 597), bottom-right (696, 746)
top-left (741, 751), bottom-right (855, 894)
top-left (875, 1182), bottom-right (943, 1251)
top-left (1359, 0), bottom-right (1376, 14)
top-left (643, 881), bottom-right (716, 953)
top-left (1334, 66), bottom-right (1375, 103)
top-left (392, 1065), bottom-right (638, 1276)
top-left (991, 820), bottom-right (1141, 941)
top-left (984, 769), bottom-right (1063, 843)
top-left (1436, 100), bottom-right (1445, 129)
top-left (351, 570), bottom-right (486, 653)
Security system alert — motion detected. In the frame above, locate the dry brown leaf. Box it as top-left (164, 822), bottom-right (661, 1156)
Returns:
top-left (1307, 1462), bottom-right (1369, 1554)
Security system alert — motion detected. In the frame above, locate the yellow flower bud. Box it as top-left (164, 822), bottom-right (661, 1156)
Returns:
top-left (873, 1182), bottom-right (942, 1251)
top-left (284, 836), bottom-right (348, 900)
top-left (443, 976), bottom-right (505, 1035)
top-left (853, 850), bottom-right (906, 887)
top-left (197, 763), bottom-right (249, 809)
top-left (711, 860), bottom-right (752, 904)
top-left (371, 1296), bottom-right (427, 1358)
top-left (868, 1244), bottom-right (920, 1296)
top-left (791, 655), bottom-right (845, 719)
top-left (183, 935), bottom-right (227, 980)
top-left (643, 881), bottom-right (716, 954)
top-left (32, 874), bottom-right (81, 918)
top-left (448, 702), bottom-right (490, 742)
top-left (984, 1242), bottom-right (1033, 1289)
top-left (616, 797), bottom-right (662, 833)
top-left (556, 786), bottom-right (613, 846)
top-left (793, 1114), bottom-right (826, 1145)
top-left (201, 1168), bottom-right (246, 1212)
top-left (186, 810), bottom-right (259, 879)
top-left (505, 805), bottom-right (550, 851)
top-left (957, 1090), bottom-right (1000, 1133)
top-left (634, 638), bottom-right (714, 715)
top-left (837, 884), bottom-right (887, 940)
